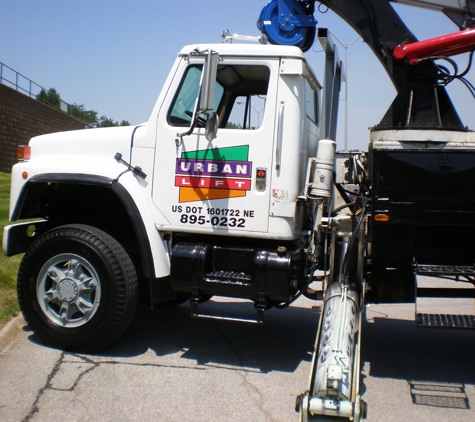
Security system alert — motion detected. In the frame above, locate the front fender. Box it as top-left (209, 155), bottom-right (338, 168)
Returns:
top-left (8, 172), bottom-right (169, 279)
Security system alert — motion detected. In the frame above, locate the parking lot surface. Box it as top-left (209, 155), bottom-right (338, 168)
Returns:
top-left (0, 276), bottom-right (474, 421)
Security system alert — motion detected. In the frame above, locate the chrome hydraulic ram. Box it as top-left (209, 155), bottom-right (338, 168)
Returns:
top-left (297, 215), bottom-right (367, 421)
top-left (298, 284), bottom-right (365, 420)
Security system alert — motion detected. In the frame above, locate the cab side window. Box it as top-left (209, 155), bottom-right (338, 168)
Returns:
top-left (168, 64), bottom-right (270, 130)
top-left (305, 78), bottom-right (319, 125)
top-left (220, 65), bottom-right (269, 130)
top-left (168, 66), bottom-right (224, 126)
top-left (227, 94), bottom-right (266, 130)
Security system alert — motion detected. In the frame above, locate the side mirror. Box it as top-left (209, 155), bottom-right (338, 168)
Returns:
top-left (205, 112), bottom-right (219, 141)
top-left (177, 49), bottom-right (219, 139)
top-left (199, 50), bottom-right (218, 113)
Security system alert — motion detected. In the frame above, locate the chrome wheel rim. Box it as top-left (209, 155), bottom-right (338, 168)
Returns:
top-left (36, 253), bottom-right (101, 328)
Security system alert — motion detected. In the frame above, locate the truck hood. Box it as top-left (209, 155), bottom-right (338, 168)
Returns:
top-left (28, 125), bottom-right (140, 161)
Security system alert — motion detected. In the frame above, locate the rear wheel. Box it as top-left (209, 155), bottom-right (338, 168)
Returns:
top-left (17, 224), bottom-right (138, 352)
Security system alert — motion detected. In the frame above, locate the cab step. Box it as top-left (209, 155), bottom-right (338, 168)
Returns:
top-left (417, 287), bottom-right (475, 298)
top-left (416, 313), bottom-right (475, 329)
top-left (415, 264), bottom-right (475, 277)
top-left (190, 297), bottom-right (265, 324)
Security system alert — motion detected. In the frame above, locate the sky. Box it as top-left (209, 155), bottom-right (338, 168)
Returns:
top-left (2, 0), bottom-right (474, 152)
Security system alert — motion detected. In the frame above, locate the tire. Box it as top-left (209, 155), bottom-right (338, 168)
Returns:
top-left (17, 224), bottom-right (138, 352)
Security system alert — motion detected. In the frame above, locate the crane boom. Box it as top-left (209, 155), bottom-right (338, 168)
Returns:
top-left (390, 0), bottom-right (475, 28)
top-left (258, 0), bottom-right (475, 129)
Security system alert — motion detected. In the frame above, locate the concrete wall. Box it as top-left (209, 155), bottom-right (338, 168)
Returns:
top-left (0, 84), bottom-right (86, 173)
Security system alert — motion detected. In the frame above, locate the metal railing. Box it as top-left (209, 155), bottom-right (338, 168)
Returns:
top-left (0, 61), bottom-right (71, 114)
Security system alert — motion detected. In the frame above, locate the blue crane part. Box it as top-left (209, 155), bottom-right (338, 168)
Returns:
top-left (258, 0), bottom-right (317, 51)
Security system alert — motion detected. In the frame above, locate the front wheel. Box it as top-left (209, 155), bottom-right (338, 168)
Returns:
top-left (17, 224), bottom-right (138, 352)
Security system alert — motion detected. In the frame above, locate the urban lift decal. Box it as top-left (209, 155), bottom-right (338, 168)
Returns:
top-left (175, 145), bottom-right (252, 203)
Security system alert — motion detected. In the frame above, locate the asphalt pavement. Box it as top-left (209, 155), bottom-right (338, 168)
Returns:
top-left (0, 276), bottom-right (474, 422)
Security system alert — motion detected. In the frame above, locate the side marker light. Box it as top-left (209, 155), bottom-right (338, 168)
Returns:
top-left (374, 213), bottom-right (390, 222)
top-left (18, 145), bottom-right (31, 160)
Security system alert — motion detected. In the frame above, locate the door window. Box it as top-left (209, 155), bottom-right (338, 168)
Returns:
top-left (168, 64), bottom-right (270, 130)
top-left (168, 66), bottom-right (224, 126)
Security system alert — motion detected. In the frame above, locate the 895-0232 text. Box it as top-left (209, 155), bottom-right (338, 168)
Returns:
top-left (172, 206), bottom-right (255, 228)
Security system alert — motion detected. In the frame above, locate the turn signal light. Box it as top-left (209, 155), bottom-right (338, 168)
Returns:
top-left (18, 145), bottom-right (31, 160)
top-left (374, 213), bottom-right (390, 222)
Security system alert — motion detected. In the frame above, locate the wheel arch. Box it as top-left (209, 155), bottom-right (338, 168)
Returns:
top-left (11, 173), bottom-right (158, 280)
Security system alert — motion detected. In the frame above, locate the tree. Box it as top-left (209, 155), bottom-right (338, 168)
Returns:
top-left (97, 116), bottom-right (130, 128)
top-left (69, 103), bottom-right (98, 126)
top-left (36, 88), bottom-right (60, 108)
top-left (38, 87), bottom-right (130, 128)
top-left (225, 122), bottom-right (242, 129)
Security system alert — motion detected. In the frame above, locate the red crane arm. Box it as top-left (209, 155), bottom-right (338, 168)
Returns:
top-left (393, 27), bottom-right (475, 64)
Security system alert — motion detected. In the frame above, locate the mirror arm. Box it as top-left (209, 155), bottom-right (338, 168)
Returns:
top-left (177, 111), bottom-right (199, 138)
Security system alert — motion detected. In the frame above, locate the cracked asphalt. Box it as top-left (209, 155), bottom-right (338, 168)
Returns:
top-left (1, 277), bottom-right (475, 422)
top-left (0, 297), bottom-right (318, 422)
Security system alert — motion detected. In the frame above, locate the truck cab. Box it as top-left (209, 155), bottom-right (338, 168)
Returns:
top-left (3, 42), bottom-right (325, 351)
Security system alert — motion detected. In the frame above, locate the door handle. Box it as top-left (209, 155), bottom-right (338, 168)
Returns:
top-left (275, 100), bottom-right (285, 170)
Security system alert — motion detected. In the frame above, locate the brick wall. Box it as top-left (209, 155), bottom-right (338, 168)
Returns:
top-left (0, 84), bottom-right (86, 173)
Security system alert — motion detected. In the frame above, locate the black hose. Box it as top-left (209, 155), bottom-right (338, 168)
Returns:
top-left (331, 201), bottom-right (356, 217)
top-left (341, 196), bottom-right (368, 279)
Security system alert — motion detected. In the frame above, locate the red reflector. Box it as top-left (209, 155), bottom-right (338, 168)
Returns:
top-left (256, 168), bottom-right (267, 179)
top-left (18, 145), bottom-right (31, 160)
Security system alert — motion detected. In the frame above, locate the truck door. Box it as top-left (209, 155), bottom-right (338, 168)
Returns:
top-left (152, 54), bottom-right (279, 236)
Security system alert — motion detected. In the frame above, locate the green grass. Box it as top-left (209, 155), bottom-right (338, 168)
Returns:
top-left (0, 172), bottom-right (22, 329)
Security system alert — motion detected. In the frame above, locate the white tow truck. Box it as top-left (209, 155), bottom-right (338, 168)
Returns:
top-left (4, 1), bottom-right (475, 420)
top-left (4, 38), bottom-right (340, 365)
